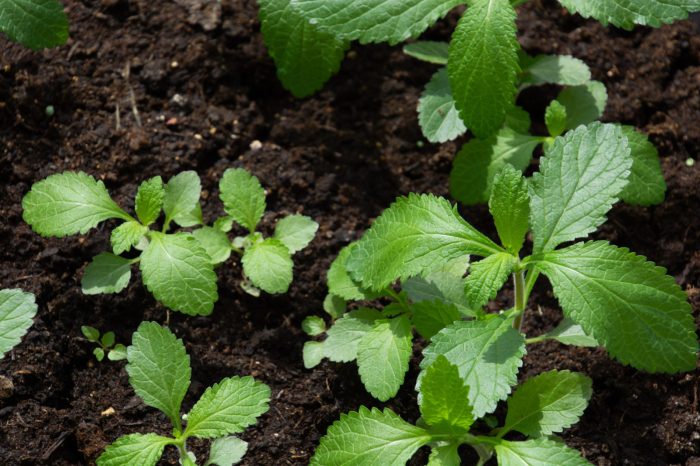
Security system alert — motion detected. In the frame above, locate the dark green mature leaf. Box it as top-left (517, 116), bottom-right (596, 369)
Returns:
top-left (489, 165), bottom-right (530, 254)
top-left (258, 0), bottom-right (348, 97)
top-left (0, 289), bottom-right (37, 358)
top-left (404, 271), bottom-right (472, 316)
top-left (557, 81), bottom-right (607, 130)
top-left (557, 0), bottom-right (700, 29)
top-left (410, 300), bottom-right (462, 340)
top-left (82, 253), bottom-right (132, 295)
top-left (535, 241), bottom-right (698, 372)
top-left (464, 253), bottom-right (517, 309)
top-left (135, 176), bottom-right (164, 226)
top-left (418, 68), bottom-right (467, 143)
top-left (404, 41), bottom-right (449, 65)
top-left (0, 0), bottom-right (68, 50)
top-left (96, 433), bottom-right (171, 466)
top-left (619, 126), bottom-right (666, 206)
top-left (327, 243), bottom-right (375, 301)
top-left (347, 194), bottom-right (502, 291)
top-left (495, 438), bottom-right (592, 466)
top-left (419, 355), bottom-right (474, 433)
top-left (448, 0), bottom-right (520, 137)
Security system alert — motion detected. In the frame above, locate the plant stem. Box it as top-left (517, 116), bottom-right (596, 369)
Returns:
top-left (512, 270), bottom-right (527, 331)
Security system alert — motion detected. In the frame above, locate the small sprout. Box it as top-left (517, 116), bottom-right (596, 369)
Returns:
top-left (81, 326), bottom-right (127, 362)
top-left (687, 158), bottom-right (696, 167)
top-left (45, 105), bottom-right (55, 118)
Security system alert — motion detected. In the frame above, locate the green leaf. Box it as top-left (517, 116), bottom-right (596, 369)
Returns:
top-left (619, 126), bottom-right (666, 206)
top-left (410, 300), bottom-right (462, 340)
top-left (419, 355), bottom-right (474, 433)
top-left (346, 194), bottom-right (502, 291)
top-left (219, 168), bottom-right (266, 232)
top-left (82, 253), bottom-right (133, 295)
top-left (274, 214), bottom-right (318, 253)
top-left (323, 293), bottom-right (346, 319)
top-left (302, 316), bottom-right (326, 336)
top-left (310, 406), bottom-right (431, 466)
top-left (489, 165), bottom-right (530, 254)
top-left (214, 215), bottom-right (235, 233)
top-left (357, 316), bottom-right (413, 401)
top-left (556, 0), bottom-right (700, 29)
top-left (111, 221), bottom-right (148, 255)
top-left (135, 176), bottom-right (164, 226)
top-left (495, 438), bottom-right (591, 466)
top-left (418, 68), bottom-right (467, 143)
top-left (185, 376), bottom-right (270, 438)
top-left (557, 81), bottom-right (608, 130)
top-left (22, 172), bottom-right (131, 237)
top-left (421, 317), bottom-right (526, 418)
top-left (205, 436), bottom-right (248, 466)
top-left (529, 123), bottom-right (632, 253)
top-left (96, 433), bottom-right (171, 466)
top-left (545, 100), bottom-right (568, 138)
top-left (404, 41), bottom-right (449, 65)
top-left (94, 347), bottom-right (105, 361)
top-left (126, 322), bottom-right (191, 429)
top-left (323, 308), bottom-right (382, 362)
top-left (327, 243), bottom-right (375, 301)
top-left (259, 0), bottom-right (347, 98)
top-left (0, 290), bottom-right (36, 358)
top-left (505, 105), bottom-right (532, 135)
top-left (450, 128), bottom-right (541, 205)
top-left (108, 344), bottom-right (128, 361)
top-left (140, 233), bottom-right (218, 315)
top-left (101, 331), bottom-right (116, 348)
top-left (81, 325), bottom-right (100, 342)
top-left (163, 171), bottom-right (202, 228)
top-left (193, 226), bottom-right (233, 265)
top-left (464, 253), bottom-right (517, 309)
top-left (534, 241), bottom-right (698, 372)
top-left (0, 0), bottom-right (68, 50)
top-left (428, 444), bottom-right (461, 466)
top-left (242, 238), bottom-right (294, 294)
top-left (303, 340), bottom-right (325, 369)
top-left (449, 0), bottom-right (520, 138)
top-left (544, 318), bottom-right (599, 347)
top-left (520, 54), bottom-right (591, 87)
top-left (291, 0), bottom-right (463, 45)
top-left (502, 370), bottom-right (592, 438)
top-left (404, 271), bottom-right (473, 317)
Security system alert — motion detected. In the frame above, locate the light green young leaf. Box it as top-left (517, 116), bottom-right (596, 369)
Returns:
top-left (357, 316), bottom-right (413, 401)
top-left (135, 176), bottom-right (164, 226)
top-left (502, 370), bottom-right (592, 438)
top-left (303, 340), bottom-right (325, 369)
top-left (404, 41), bottom-right (449, 65)
top-left (219, 168), bottom-right (266, 232)
top-left (449, 0), bottom-right (520, 138)
top-left (323, 293), bottom-right (346, 319)
top-left (111, 221), bottom-right (148, 255)
top-left (108, 344), bottom-right (128, 361)
top-left (464, 253), bottom-right (517, 309)
top-left (529, 123), bottom-right (631, 253)
top-left (619, 126), bottom-right (666, 206)
top-left (557, 81), bottom-right (608, 130)
top-left (82, 253), bottom-right (132, 295)
top-left (327, 243), bottom-right (376, 301)
top-left (214, 216), bottom-right (235, 233)
top-left (450, 128), bottom-right (541, 205)
top-left (419, 68), bottom-right (467, 143)
top-left (274, 214), bottom-right (318, 254)
top-left (94, 347), bottom-right (105, 361)
top-left (291, 0), bottom-right (463, 45)
top-left (81, 325), bottom-right (100, 342)
top-left (302, 315), bottom-right (326, 336)
top-left (185, 376), bottom-right (271, 438)
top-left (323, 308), bottom-right (382, 362)
top-left (193, 227), bottom-right (233, 265)
top-left (22, 172), bottom-right (131, 237)
top-left (96, 433), bottom-right (171, 466)
top-left (0, 289), bottom-right (37, 358)
top-left (545, 318), bottom-right (599, 347)
top-left (411, 300), bottom-right (462, 340)
top-left (310, 406), bottom-right (431, 466)
top-left (545, 100), bottom-right (568, 138)
top-left (242, 238), bottom-right (293, 294)
top-left (0, 0), bottom-right (69, 50)
top-left (489, 164), bottom-right (530, 254)
top-left (421, 317), bottom-right (526, 418)
top-left (534, 241), bottom-right (698, 372)
top-left (126, 322), bottom-right (191, 429)
top-left (140, 233), bottom-right (218, 316)
top-left (163, 171), bottom-right (202, 228)
top-left (205, 436), bottom-right (248, 466)
top-left (346, 194), bottom-right (502, 291)
top-left (495, 438), bottom-right (592, 466)
top-left (556, 0), bottom-right (700, 29)
top-left (259, 0), bottom-right (348, 98)
top-left (419, 355), bottom-right (474, 433)
top-left (520, 54), bottom-right (591, 87)
top-left (428, 444), bottom-right (460, 466)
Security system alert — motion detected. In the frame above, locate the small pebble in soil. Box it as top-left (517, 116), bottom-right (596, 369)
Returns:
top-left (0, 376), bottom-right (14, 399)
top-left (686, 158), bottom-right (696, 167)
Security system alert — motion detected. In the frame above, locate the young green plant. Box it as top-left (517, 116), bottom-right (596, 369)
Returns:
top-left (22, 168), bottom-right (317, 315)
top-left (81, 326), bottom-right (127, 362)
top-left (0, 0), bottom-right (69, 49)
top-left (0, 289), bottom-right (37, 359)
top-left (97, 321), bottom-right (270, 466)
top-left (313, 358), bottom-right (593, 466)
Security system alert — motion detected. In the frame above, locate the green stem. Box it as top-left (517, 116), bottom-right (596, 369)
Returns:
top-left (525, 335), bottom-right (548, 345)
top-left (512, 270), bottom-right (527, 331)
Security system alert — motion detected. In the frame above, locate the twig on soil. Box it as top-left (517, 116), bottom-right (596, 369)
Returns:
top-left (41, 430), bottom-right (71, 460)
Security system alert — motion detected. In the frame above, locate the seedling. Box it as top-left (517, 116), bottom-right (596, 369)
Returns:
top-left (22, 168), bottom-right (317, 315)
top-left (0, 289), bottom-right (37, 358)
top-left (0, 0), bottom-right (69, 49)
top-left (307, 122), bottom-right (697, 403)
top-left (81, 326), bottom-right (127, 362)
top-left (313, 358), bottom-right (593, 466)
top-left (97, 321), bottom-right (270, 466)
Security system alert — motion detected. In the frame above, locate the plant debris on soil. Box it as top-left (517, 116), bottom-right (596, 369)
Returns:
top-left (1, 0), bottom-right (700, 465)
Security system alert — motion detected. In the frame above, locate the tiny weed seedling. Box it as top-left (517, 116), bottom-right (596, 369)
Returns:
top-left (22, 168), bottom-right (318, 315)
top-left (81, 326), bottom-right (127, 362)
top-left (306, 122), bottom-right (698, 404)
top-left (0, 0), bottom-right (69, 49)
top-left (97, 321), bottom-right (271, 466)
top-left (313, 358), bottom-right (593, 466)
top-left (0, 289), bottom-right (37, 358)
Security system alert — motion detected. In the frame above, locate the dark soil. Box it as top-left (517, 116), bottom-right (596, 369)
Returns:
top-left (1, 0), bottom-right (699, 465)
